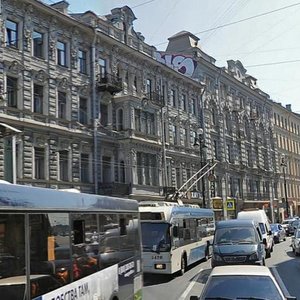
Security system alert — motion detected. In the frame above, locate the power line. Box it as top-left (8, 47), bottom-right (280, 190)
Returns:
top-left (154, 2), bottom-right (300, 46)
top-left (246, 59), bottom-right (300, 68)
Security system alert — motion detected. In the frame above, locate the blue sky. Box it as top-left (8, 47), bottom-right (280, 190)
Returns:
top-left (44, 0), bottom-right (300, 113)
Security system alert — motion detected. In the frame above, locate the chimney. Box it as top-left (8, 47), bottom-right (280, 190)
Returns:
top-left (286, 104), bottom-right (292, 111)
top-left (51, 1), bottom-right (69, 14)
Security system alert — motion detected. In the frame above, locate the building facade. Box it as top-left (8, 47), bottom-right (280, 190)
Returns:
top-left (160, 31), bottom-right (279, 219)
top-left (2, 0), bottom-right (300, 220)
top-left (273, 102), bottom-right (300, 218)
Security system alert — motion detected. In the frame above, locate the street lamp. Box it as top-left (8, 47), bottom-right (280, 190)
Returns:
top-left (280, 155), bottom-right (289, 218)
top-left (194, 129), bottom-right (207, 207)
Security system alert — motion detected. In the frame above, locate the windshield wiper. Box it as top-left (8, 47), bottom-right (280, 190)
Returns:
top-left (236, 297), bottom-right (269, 300)
top-left (237, 240), bottom-right (253, 244)
top-left (217, 241), bottom-right (233, 245)
top-left (205, 297), bottom-right (234, 300)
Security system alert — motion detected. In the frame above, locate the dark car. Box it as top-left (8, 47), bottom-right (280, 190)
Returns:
top-left (211, 219), bottom-right (266, 268)
top-left (288, 219), bottom-right (300, 236)
top-left (271, 223), bottom-right (286, 243)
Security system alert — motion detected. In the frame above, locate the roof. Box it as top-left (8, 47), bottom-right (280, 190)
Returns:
top-left (211, 265), bottom-right (272, 277)
top-left (216, 219), bottom-right (256, 228)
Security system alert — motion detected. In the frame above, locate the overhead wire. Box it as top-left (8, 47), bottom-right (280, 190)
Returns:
top-left (154, 1), bottom-right (300, 46)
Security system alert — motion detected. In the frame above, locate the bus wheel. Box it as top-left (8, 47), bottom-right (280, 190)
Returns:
top-left (179, 255), bottom-right (186, 275)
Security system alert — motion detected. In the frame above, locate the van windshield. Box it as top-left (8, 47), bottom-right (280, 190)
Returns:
top-left (215, 227), bottom-right (257, 244)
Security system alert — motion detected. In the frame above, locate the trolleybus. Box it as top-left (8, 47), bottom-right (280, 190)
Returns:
top-left (0, 183), bottom-right (142, 300)
top-left (139, 201), bottom-right (214, 275)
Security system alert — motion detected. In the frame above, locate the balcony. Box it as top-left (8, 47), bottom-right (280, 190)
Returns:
top-left (98, 182), bottom-right (131, 196)
top-left (144, 91), bottom-right (165, 107)
top-left (97, 73), bottom-right (123, 94)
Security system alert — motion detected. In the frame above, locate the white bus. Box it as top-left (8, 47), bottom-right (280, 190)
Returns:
top-left (0, 183), bottom-right (142, 300)
top-left (139, 201), bottom-right (215, 275)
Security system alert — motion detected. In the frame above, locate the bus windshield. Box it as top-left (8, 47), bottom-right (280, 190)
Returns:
top-left (141, 223), bottom-right (171, 253)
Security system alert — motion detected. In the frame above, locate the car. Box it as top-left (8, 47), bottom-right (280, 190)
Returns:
top-left (189, 265), bottom-right (296, 300)
top-left (271, 223), bottom-right (286, 243)
top-left (0, 274), bottom-right (62, 299)
top-left (211, 219), bottom-right (266, 268)
top-left (281, 219), bottom-right (297, 236)
top-left (291, 228), bottom-right (300, 256)
top-left (288, 219), bottom-right (300, 236)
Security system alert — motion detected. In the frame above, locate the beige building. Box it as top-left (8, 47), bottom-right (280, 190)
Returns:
top-left (272, 102), bottom-right (300, 218)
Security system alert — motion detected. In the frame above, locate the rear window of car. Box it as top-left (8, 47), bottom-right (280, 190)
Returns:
top-left (201, 275), bottom-right (283, 300)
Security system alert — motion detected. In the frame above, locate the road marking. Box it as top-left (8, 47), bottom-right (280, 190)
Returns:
top-left (270, 266), bottom-right (290, 297)
top-left (178, 268), bottom-right (203, 300)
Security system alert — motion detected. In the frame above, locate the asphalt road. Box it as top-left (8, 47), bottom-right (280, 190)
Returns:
top-left (142, 237), bottom-right (300, 300)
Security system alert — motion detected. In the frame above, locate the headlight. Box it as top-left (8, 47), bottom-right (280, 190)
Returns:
top-left (249, 253), bottom-right (258, 260)
top-left (212, 253), bottom-right (222, 261)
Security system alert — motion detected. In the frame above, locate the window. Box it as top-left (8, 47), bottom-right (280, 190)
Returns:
top-left (181, 94), bottom-right (186, 111)
top-left (34, 84), bottom-right (43, 114)
top-left (80, 153), bottom-right (89, 183)
top-left (117, 109), bottom-right (124, 131)
top-left (136, 152), bottom-right (158, 186)
top-left (100, 104), bottom-right (108, 126)
top-left (33, 30), bottom-right (44, 58)
top-left (59, 150), bottom-right (69, 181)
top-left (34, 147), bottom-right (45, 179)
top-left (191, 98), bottom-right (197, 115)
top-left (78, 49), bottom-right (87, 74)
top-left (99, 58), bottom-right (106, 78)
top-left (79, 97), bottom-right (88, 124)
top-left (58, 91), bottom-right (66, 119)
top-left (146, 79), bottom-right (152, 95)
top-left (227, 144), bottom-right (232, 163)
top-left (6, 19), bottom-right (18, 47)
top-left (57, 41), bottom-right (67, 66)
top-left (172, 125), bottom-right (178, 145)
top-left (7, 76), bottom-right (18, 108)
top-left (170, 89), bottom-right (176, 107)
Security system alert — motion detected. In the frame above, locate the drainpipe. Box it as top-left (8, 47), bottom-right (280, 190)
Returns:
top-left (91, 33), bottom-right (98, 194)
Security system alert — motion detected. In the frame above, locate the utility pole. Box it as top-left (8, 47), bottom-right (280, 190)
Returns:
top-left (194, 129), bottom-right (207, 207)
top-left (280, 155), bottom-right (289, 218)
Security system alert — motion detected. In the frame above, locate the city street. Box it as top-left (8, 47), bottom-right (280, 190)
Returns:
top-left (143, 237), bottom-right (300, 299)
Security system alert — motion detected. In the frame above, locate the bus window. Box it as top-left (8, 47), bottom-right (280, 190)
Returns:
top-left (0, 214), bottom-right (25, 278)
top-left (71, 214), bottom-right (99, 281)
top-left (99, 214), bottom-right (120, 269)
top-left (119, 214), bottom-right (136, 261)
top-left (30, 213), bottom-right (70, 292)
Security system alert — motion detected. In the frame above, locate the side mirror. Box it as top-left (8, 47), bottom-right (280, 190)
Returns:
top-left (173, 226), bottom-right (178, 238)
top-left (268, 230), bottom-right (272, 235)
top-left (262, 238), bottom-right (267, 245)
top-left (190, 296), bottom-right (199, 300)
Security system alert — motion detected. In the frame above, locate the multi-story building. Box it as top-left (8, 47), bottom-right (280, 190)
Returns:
top-left (2, 0), bottom-right (299, 221)
top-left (160, 31), bottom-right (279, 219)
top-left (272, 102), bottom-right (300, 218)
top-left (1, 0), bottom-right (96, 192)
top-left (0, 1), bottom-right (205, 201)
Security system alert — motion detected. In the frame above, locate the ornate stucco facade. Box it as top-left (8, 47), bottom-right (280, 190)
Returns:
top-left (1, 0), bottom-right (299, 220)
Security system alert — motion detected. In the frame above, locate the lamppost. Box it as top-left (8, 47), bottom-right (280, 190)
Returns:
top-left (194, 129), bottom-right (207, 208)
top-left (280, 155), bottom-right (289, 218)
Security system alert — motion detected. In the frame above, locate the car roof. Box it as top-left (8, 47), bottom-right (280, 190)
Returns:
top-left (0, 275), bottom-right (50, 285)
top-left (216, 219), bottom-right (256, 228)
top-left (210, 265), bottom-right (272, 277)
